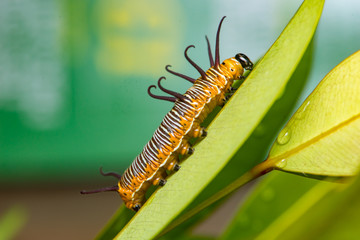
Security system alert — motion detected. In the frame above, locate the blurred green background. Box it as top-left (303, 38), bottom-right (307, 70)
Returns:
top-left (1, 0), bottom-right (359, 183)
top-left (0, 0), bottom-right (359, 239)
top-left (2, 0), bottom-right (232, 183)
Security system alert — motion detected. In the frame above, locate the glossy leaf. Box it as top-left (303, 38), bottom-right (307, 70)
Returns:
top-left (268, 50), bottom-right (360, 176)
top-left (113, 0), bottom-right (323, 239)
top-left (159, 40), bottom-right (314, 239)
top-left (221, 49), bottom-right (360, 240)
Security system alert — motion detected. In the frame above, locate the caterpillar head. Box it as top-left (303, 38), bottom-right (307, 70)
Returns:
top-left (235, 53), bottom-right (253, 71)
top-left (221, 53), bottom-right (252, 79)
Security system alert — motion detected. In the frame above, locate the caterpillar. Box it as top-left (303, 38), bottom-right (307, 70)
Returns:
top-left (81, 16), bottom-right (253, 212)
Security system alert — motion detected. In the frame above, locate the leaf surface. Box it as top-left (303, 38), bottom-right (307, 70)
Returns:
top-left (276, 174), bottom-right (360, 240)
top-left (220, 172), bottom-right (334, 240)
top-left (269, 50), bottom-right (360, 176)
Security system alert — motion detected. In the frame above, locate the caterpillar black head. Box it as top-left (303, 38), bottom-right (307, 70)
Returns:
top-left (235, 53), bottom-right (253, 70)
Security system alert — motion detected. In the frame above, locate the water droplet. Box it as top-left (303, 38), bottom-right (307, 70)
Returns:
top-left (277, 128), bottom-right (291, 145)
top-left (295, 100), bottom-right (311, 120)
top-left (277, 159), bottom-right (287, 168)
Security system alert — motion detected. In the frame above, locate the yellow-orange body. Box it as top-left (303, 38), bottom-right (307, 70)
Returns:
top-left (118, 58), bottom-right (246, 210)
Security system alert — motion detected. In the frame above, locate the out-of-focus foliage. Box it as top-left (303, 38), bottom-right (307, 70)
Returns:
top-left (277, 173), bottom-right (360, 240)
top-left (221, 172), bottom-right (334, 240)
top-left (0, 206), bottom-right (27, 240)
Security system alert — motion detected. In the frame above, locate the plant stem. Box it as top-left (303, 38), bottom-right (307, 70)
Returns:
top-left (157, 160), bottom-right (275, 238)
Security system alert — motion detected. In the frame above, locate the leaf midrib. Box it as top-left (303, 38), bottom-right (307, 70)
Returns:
top-left (268, 112), bottom-right (360, 165)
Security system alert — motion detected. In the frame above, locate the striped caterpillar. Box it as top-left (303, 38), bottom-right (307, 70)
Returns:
top-left (81, 16), bottom-right (253, 212)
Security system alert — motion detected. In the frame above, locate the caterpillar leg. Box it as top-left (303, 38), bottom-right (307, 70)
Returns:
top-left (132, 203), bottom-right (142, 212)
top-left (220, 96), bottom-right (227, 106)
top-left (173, 163), bottom-right (181, 171)
top-left (152, 170), bottom-right (168, 186)
top-left (190, 125), bottom-right (207, 138)
top-left (167, 160), bottom-right (181, 171)
top-left (225, 93), bottom-right (233, 101)
top-left (219, 92), bottom-right (234, 106)
top-left (179, 141), bottom-right (194, 156)
top-left (153, 178), bottom-right (167, 186)
top-left (128, 193), bottom-right (146, 212)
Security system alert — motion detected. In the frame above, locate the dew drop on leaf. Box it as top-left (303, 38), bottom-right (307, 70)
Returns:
top-left (276, 128), bottom-right (291, 145)
top-left (277, 159), bottom-right (287, 168)
top-left (295, 100), bottom-right (311, 120)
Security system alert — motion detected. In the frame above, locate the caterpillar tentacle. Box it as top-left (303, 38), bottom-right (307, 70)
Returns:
top-left (214, 16), bottom-right (226, 68)
top-left (205, 35), bottom-right (214, 67)
top-left (157, 77), bottom-right (187, 102)
top-left (80, 185), bottom-right (118, 195)
top-left (147, 85), bottom-right (177, 103)
top-left (81, 16), bottom-right (254, 211)
top-left (165, 65), bottom-right (196, 84)
top-left (99, 167), bottom-right (122, 179)
top-left (184, 45), bottom-right (208, 80)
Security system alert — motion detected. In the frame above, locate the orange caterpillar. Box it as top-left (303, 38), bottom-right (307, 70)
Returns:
top-left (81, 17), bottom-right (253, 211)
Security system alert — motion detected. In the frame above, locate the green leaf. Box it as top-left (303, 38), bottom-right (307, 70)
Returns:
top-left (112, 0), bottom-right (323, 239)
top-left (0, 206), bottom-right (27, 240)
top-left (159, 39), bottom-right (315, 239)
top-left (220, 47), bottom-right (360, 240)
top-left (268, 50), bottom-right (360, 176)
top-left (220, 172), bottom-right (334, 240)
top-left (275, 173), bottom-right (360, 240)
top-left (95, 206), bottom-right (134, 240)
